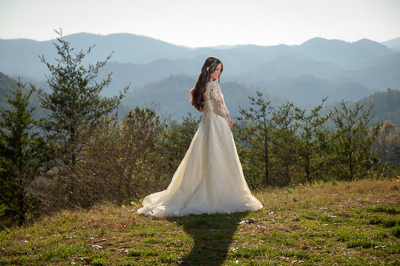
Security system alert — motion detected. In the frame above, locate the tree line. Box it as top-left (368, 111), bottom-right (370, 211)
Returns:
top-left (1, 34), bottom-right (399, 226)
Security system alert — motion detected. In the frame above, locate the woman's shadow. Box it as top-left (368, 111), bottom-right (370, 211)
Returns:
top-left (167, 211), bottom-right (248, 266)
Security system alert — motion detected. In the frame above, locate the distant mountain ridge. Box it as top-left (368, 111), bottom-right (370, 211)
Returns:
top-left (1, 33), bottom-right (398, 78)
top-left (1, 33), bottom-right (399, 108)
top-left (382, 37), bottom-right (400, 52)
top-left (295, 37), bottom-right (396, 69)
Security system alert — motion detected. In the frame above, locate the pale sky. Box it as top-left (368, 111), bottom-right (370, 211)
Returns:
top-left (1, 0), bottom-right (399, 47)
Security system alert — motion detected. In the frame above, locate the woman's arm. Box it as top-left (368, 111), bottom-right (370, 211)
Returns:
top-left (210, 83), bottom-right (233, 128)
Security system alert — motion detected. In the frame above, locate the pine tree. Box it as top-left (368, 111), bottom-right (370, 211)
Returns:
top-left (329, 100), bottom-right (379, 180)
top-left (270, 101), bottom-right (300, 186)
top-left (161, 112), bottom-right (202, 170)
top-left (37, 31), bottom-right (129, 205)
top-left (295, 97), bottom-right (330, 182)
top-left (235, 91), bottom-right (275, 188)
top-left (0, 81), bottom-right (48, 225)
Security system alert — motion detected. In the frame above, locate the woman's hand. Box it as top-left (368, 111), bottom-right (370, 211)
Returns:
top-left (229, 119), bottom-right (234, 128)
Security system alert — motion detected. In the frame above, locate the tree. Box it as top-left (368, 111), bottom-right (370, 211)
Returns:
top-left (329, 100), bottom-right (379, 180)
top-left (235, 91), bottom-right (275, 188)
top-left (37, 30), bottom-right (129, 205)
top-left (388, 144), bottom-right (400, 166)
top-left (374, 120), bottom-right (400, 163)
top-left (295, 97), bottom-right (330, 182)
top-left (59, 105), bottom-right (170, 207)
top-left (270, 101), bottom-right (300, 186)
top-left (0, 81), bottom-right (49, 225)
top-left (161, 112), bottom-right (202, 170)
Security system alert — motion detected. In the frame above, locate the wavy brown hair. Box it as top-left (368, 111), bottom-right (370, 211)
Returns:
top-left (189, 57), bottom-right (223, 111)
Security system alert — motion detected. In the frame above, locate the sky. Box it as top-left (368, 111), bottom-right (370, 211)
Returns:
top-left (1, 0), bottom-right (399, 48)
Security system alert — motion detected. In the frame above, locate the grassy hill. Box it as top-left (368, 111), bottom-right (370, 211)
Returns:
top-left (1, 179), bottom-right (400, 265)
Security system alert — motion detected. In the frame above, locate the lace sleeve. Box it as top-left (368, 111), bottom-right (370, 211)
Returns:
top-left (210, 82), bottom-right (231, 124)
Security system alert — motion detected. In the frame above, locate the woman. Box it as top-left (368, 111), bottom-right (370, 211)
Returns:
top-left (137, 57), bottom-right (263, 217)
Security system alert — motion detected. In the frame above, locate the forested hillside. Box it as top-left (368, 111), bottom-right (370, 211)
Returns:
top-left (364, 89), bottom-right (400, 127)
top-left (0, 72), bottom-right (18, 107)
top-left (2, 70), bottom-right (400, 125)
top-left (0, 71), bottom-right (133, 120)
top-left (0, 72), bottom-right (47, 119)
top-left (319, 88), bottom-right (400, 129)
top-left (123, 74), bottom-right (290, 119)
top-left (122, 73), bottom-right (400, 122)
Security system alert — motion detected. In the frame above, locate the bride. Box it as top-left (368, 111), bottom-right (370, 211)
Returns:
top-left (137, 57), bottom-right (263, 217)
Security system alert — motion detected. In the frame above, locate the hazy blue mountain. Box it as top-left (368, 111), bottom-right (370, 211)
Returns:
top-left (183, 44), bottom-right (306, 66)
top-left (0, 71), bottom-right (134, 120)
top-left (0, 38), bottom-right (53, 80)
top-left (295, 37), bottom-right (396, 69)
top-left (382, 37), bottom-right (400, 52)
top-left (0, 72), bottom-right (19, 109)
top-left (0, 34), bottom-right (267, 82)
top-left (253, 75), bottom-right (376, 106)
top-left (0, 33), bottom-right (191, 80)
top-left (227, 56), bottom-right (343, 82)
top-left (2, 33), bottom-right (397, 81)
top-left (0, 72), bottom-right (48, 119)
top-left (230, 44), bottom-right (307, 61)
top-left (122, 74), bottom-right (381, 119)
top-left (1, 33), bottom-right (399, 107)
top-left (351, 53), bottom-right (400, 69)
top-left (98, 58), bottom-right (202, 97)
top-left (122, 74), bottom-right (290, 120)
top-left (331, 60), bottom-right (400, 90)
top-left (2, 70), bottom-right (399, 126)
top-left (98, 56), bottom-right (344, 98)
top-left (62, 33), bottom-right (191, 63)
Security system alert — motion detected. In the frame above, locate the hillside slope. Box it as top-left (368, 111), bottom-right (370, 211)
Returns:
top-left (1, 179), bottom-right (399, 265)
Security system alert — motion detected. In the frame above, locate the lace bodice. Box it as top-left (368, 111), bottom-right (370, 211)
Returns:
top-left (203, 81), bottom-right (231, 124)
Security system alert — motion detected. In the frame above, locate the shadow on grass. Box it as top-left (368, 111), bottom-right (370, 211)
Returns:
top-left (167, 211), bottom-right (248, 266)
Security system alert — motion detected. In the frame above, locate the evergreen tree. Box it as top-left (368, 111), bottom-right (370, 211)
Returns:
top-left (329, 100), bottom-right (379, 180)
top-left (235, 91), bottom-right (275, 188)
top-left (161, 112), bottom-right (202, 170)
top-left (37, 31), bottom-right (129, 205)
top-left (270, 102), bottom-right (300, 186)
top-left (0, 81), bottom-right (48, 225)
top-left (295, 97), bottom-right (330, 182)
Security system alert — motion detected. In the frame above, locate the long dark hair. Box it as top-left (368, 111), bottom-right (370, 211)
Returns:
top-left (189, 56), bottom-right (223, 111)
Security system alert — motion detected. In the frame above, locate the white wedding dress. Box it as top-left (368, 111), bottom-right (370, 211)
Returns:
top-left (137, 81), bottom-right (263, 217)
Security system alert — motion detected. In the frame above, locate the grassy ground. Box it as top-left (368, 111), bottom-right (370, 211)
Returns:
top-left (1, 178), bottom-right (400, 265)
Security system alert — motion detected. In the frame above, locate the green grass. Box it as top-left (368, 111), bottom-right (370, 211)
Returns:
top-left (1, 179), bottom-right (400, 265)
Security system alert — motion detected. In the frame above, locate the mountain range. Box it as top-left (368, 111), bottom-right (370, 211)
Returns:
top-left (0, 33), bottom-right (399, 119)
